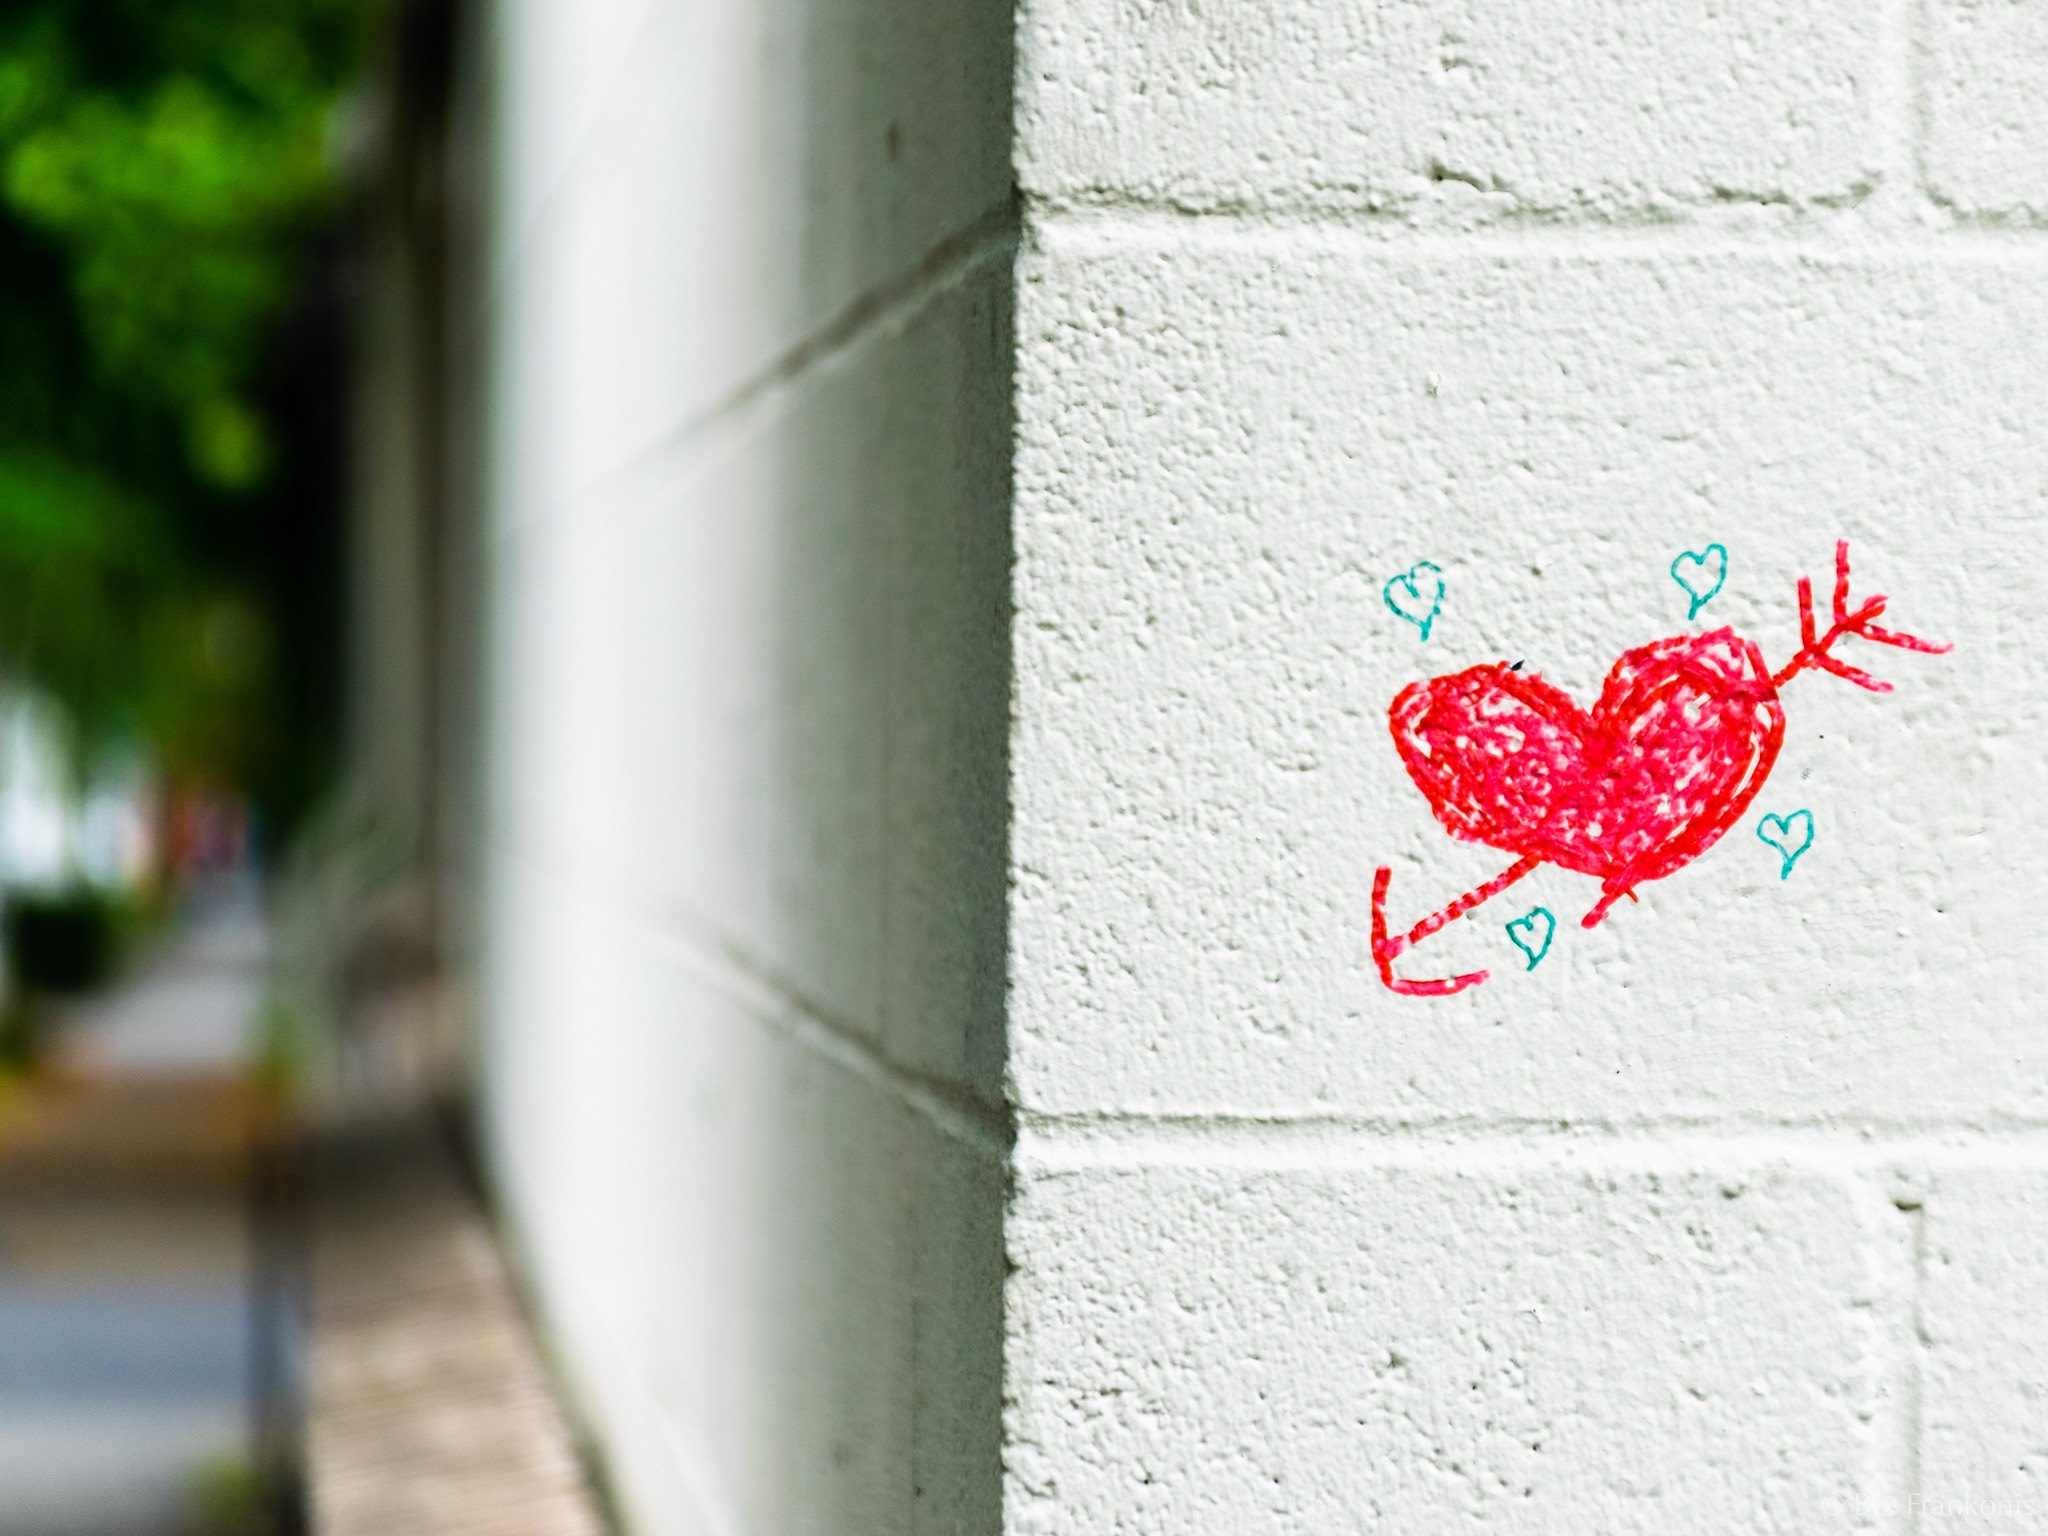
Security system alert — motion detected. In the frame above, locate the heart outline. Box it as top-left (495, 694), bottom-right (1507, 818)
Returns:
top-left (1756, 809), bottom-right (1814, 880)
top-left (1389, 630), bottom-right (1785, 925)
top-left (1670, 544), bottom-right (1729, 620)
top-left (1384, 561), bottom-right (1445, 641)
top-left (1505, 906), bottom-right (1555, 969)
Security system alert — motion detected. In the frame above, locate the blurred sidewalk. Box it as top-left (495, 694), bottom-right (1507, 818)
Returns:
top-left (0, 887), bottom-right (280, 1536)
top-left (57, 881), bottom-right (267, 1074)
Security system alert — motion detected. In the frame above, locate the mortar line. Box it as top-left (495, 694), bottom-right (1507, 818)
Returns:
top-left (495, 832), bottom-right (1015, 1163)
top-left (655, 199), bottom-right (1019, 448)
top-left (1899, 1199), bottom-right (1927, 1536)
top-left (1902, 0), bottom-right (1936, 213)
top-left (1851, 1177), bottom-right (1927, 1536)
top-left (674, 935), bottom-right (1017, 1165)
top-left (1868, 0), bottom-right (1922, 232)
top-left (1014, 1109), bottom-right (2048, 1172)
top-left (492, 199), bottom-right (1019, 549)
top-left (1024, 199), bottom-right (2048, 261)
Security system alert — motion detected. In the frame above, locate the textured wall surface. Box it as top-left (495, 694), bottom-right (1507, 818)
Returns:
top-left (474, 0), bottom-right (1012, 1531)
top-left (475, 0), bottom-right (2047, 1527)
top-left (1008, 2), bottom-right (2048, 1532)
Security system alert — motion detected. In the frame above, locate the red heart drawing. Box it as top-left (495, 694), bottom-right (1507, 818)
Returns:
top-left (1389, 629), bottom-right (1784, 926)
top-left (1370, 541), bottom-right (1948, 997)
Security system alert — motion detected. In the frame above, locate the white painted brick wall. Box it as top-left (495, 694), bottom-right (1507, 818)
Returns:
top-left (1926, 0), bottom-right (2048, 219)
top-left (1914, 1164), bottom-right (2048, 1527)
top-left (1009, 1155), bottom-right (1872, 1532)
top-left (1008, 1), bottom-right (2048, 1531)
top-left (476, 0), bottom-right (2048, 1526)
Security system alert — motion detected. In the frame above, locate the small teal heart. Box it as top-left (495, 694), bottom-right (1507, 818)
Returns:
top-left (1756, 809), bottom-right (1814, 879)
top-left (1505, 906), bottom-right (1556, 970)
top-left (1384, 560), bottom-right (1445, 641)
top-left (1670, 543), bottom-right (1729, 620)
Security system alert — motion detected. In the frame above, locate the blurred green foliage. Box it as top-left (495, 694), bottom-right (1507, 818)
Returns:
top-left (0, 0), bottom-right (365, 800)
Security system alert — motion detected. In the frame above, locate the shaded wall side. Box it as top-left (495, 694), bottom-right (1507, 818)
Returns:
top-left (469, 0), bottom-right (1015, 1531)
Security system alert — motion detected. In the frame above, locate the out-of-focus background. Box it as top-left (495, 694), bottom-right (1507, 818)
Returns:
top-left (0, 2), bottom-right (465, 1530)
top-left (13, 0), bottom-right (2037, 1530)
top-left (0, 0), bottom-right (1012, 1527)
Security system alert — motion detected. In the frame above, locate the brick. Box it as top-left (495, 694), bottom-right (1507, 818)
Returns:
top-left (494, 263), bottom-right (1010, 1096)
top-left (1924, 0), bottom-right (2048, 219)
top-left (1011, 239), bottom-right (2048, 1119)
top-left (1916, 1166), bottom-right (2048, 1531)
top-left (482, 874), bottom-right (1003, 1536)
top-left (1018, 0), bottom-right (1876, 215)
top-left (494, 0), bottom-right (1013, 511)
top-left (1006, 1159), bottom-right (1870, 1532)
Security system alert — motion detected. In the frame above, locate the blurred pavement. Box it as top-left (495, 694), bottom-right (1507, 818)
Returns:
top-left (0, 887), bottom-right (272, 1536)
top-left (60, 883), bottom-right (267, 1074)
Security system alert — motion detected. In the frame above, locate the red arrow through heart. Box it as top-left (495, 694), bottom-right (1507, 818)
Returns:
top-left (1371, 541), bottom-right (1949, 997)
